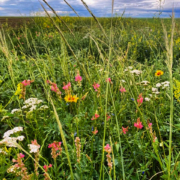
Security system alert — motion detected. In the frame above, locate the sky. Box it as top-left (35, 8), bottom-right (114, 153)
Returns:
top-left (0, 0), bottom-right (180, 18)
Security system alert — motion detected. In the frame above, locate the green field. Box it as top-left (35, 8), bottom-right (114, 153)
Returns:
top-left (0, 13), bottom-right (180, 180)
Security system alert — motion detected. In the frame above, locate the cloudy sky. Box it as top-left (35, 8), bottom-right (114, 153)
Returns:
top-left (0, 0), bottom-right (179, 17)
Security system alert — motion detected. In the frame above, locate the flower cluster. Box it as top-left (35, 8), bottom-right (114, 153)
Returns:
top-left (0, 127), bottom-right (24, 147)
top-left (28, 140), bottom-right (40, 177)
top-left (91, 111), bottom-right (100, 120)
top-left (10, 153), bottom-right (32, 180)
top-left (48, 141), bottom-right (62, 160)
top-left (43, 164), bottom-right (52, 180)
top-left (75, 137), bottom-right (81, 163)
top-left (104, 144), bottom-right (113, 174)
top-left (75, 70), bottom-right (82, 86)
top-left (15, 80), bottom-right (34, 100)
top-left (93, 82), bottom-right (100, 97)
top-left (22, 98), bottom-right (43, 112)
top-left (137, 93), bottom-right (143, 106)
top-left (134, 117), bottom-right (143, 129)
top-left (174, 79), bottom-right (180, 102)
top-left (47, 80), bottom-right (61, 99)
top-left (122, 126), bottom-right (128, 134)
top-left (11, 108), bottom-right (22, 114)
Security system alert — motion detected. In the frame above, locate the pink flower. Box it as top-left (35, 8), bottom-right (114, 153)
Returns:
top-left (148, 123), bottom-right (152, 128)
top-left (92, 127), bottom-right (98, 135)
top-left (21, 80), bottom-right (31, 86)
top-left (19, 153), bottom-right (25, 158)
top-left (63, 82), bottom-right (71, 90)
top-left (106, 115), bottom-right (111, 121)
top-left (106, 78), bottom-right (112, 83)
top-left (119, 87), bottom-right (126, 93)
top-left (91, 113), bottom-right (100, 120)
top-left (75, 74), bottom-right (82, 82)
top-left (137, 93), bottom-right (143, 106)
top-left (122, 126), bottom-right (128, 134)
top-left (134, 117), bottom-right (143, 129)
top-left (104, 144), bottom-right (111, 152)
top-left (93, 82), bottom-right (100, 91)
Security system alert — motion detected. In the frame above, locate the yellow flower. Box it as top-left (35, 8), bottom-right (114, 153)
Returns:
top-left (64, 94), bottom-right (79, 103)
top-left (155, 70), bottom-right (164, 77)
top-left (14, 83), bottom-right (22, 95)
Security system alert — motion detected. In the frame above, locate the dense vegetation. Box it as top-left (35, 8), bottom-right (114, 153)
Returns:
top-left (0, 13), bottom-right (180, 180)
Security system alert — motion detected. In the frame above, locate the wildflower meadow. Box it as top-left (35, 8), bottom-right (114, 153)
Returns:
top-left (0, 1), bottom-right (180, 180)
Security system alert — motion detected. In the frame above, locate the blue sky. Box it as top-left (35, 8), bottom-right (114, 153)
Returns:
top-left (0, 0), bottom-right (179, 17)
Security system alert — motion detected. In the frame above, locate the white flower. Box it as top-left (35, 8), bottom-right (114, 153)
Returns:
top-left (128, 66), bottom-right (133, 69)
top-left (141, 81), bottom-right (149, 85)
top-left (161, 81), bottom-right (170, 85)
top-left (156, 83), bottom-right (161, 88)
top-left (154, 91), bottom-right (160, 95)
top-left (28, 144), bottom-right (40, 153)
top-left (145, 97), bottom-right (150, 101)
top-left (3, 127), bottom-right (23, 138)
top-left (121, 80), bottom-right (126, 83)
top-left (11, 109), bottom-right (21, 114)
top-left (149, 94), bottom-right (152, 97)
top-left (17, 136), bottom-right (25, 141)
top-left (152, 87), bottom-right (158, 92)
top-left (39, 105), bottom-right (49, 110)
top-left (130, 70), bottom-right (142, 75)
top-left (29, 105), bottom-right (37, 112)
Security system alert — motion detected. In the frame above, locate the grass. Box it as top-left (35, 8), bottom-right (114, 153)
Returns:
top-left (0, 4), bottom-right (180, 180)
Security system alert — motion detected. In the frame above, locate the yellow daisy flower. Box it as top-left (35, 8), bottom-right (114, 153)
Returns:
top-left (155, 70), bottom-right (164, 77)
top-left (64, 94), bottom-right (79, 103)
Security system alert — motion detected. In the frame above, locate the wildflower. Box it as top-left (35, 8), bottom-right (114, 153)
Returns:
top-left (20, 80), bottom-right (34, 100)
top-left (155, 70), bottom-right (163, 77)
top-left (119, 87), bottom-right (126, 93)
top-left (48, 141), bottom-right (62, 160)
top-left (134, 117), bottom-right (143, 129)
top-left (148, 123), bottom-right (152, 128)
top-left (137, 93), bottom-right (143, 106)
top-left (106, 114), bottom-right (111, 121)
top-left (47, 80), bottom-right (61, 98)
top-left (74, 132), bottom-right (77, 137)
top-left (104, 144), bottom-right (112, 174)
top-left (145, 97), bottom-right (150, 101)
top-left (75, 137), bottom-right (81, 163)
top-left (130, 70), bottom-right (142, 76)
top-left (10, 153), bottom-right (31, 180)
top-left (153, 132), bottom-right (157, 142)
top-left (14, 83), bottom-right (22, 97)
top-left (122, 126), bottom-right (128, 134)
top-left (131, 98), bottom-right (134, 101)
top-left (141, 81), bottom-right (149, 86)
top-left (43, 164), bottom-right (52, 180)
top-left (106, 78), bottom-right (112, 84)
top-left (63, 82), bottom-right (71, 91)
top-left (64, 94), bottom-right (79, 103)
top-left (174, 79), bottom-right (180, 102)
top-left (93, 82), bottom-right (100, 91)
top-left (156, 83), bottom-right (161, 87)
top-left (11, 109), bottom-right (21, 114)
top-left (92, 127), bottom-right (98, 135)
top-left (28, 140), bottom-right (40, 153)
top-left (21, 80), bottom-right (32, 86)
top-left (75, 70), bottom-right (82, 85)
top-left (121, 80), bottom-right (126, 83)
top-left (91, 112), bottom-right (100, 120)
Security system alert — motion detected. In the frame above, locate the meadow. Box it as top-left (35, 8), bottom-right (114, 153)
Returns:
top-left (0, 6), bottom-right (180, 180)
